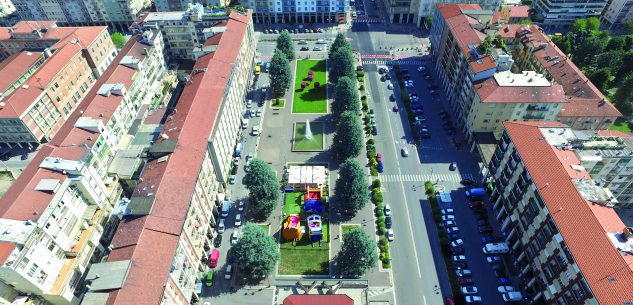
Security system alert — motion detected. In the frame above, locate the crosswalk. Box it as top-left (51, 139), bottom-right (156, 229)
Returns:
top-left (367, 287), bottom-right (393, 298)
top-left (379, 173), bottom-right (475, 183)
top-left (362, 59), bottom-right (426, 65)
top-left (352, 17), bottom-right (383, 23)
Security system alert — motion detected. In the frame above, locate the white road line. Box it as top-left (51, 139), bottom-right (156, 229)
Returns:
top-left (379, 72), bottom-right (423, 279)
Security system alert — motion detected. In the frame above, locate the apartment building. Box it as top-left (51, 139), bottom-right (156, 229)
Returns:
top-left (602, 0), bottom-right (633, 29)
top-left (430, 4), bottom-right (620, 144)
top-left (131, 4), bottom-right (237, 60)
top-left (156, 0), bottom-right (231, 11)
top-left (384, 0), bottom-right (500, 25)
top-left (531, 0), bottom-right (608, 26)
top-left (0, 0), bottom-right (15, 18)
top-left (80, 11), bottom-right (254, 305)
top-left (0, 30), bottom-right (166, 305)
top-left (245, 0), bottom-right (349, 24)
top-left (10, 0), bottom-right (153, 31)
top-left (487, 121), bottom-right (633, 305)
top-left (0, 21), bottom-right (117, 148)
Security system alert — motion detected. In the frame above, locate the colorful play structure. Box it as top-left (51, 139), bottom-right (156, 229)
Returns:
top-left (282, 214), bottom-right (304, 241)
top-left (283, 186), bottom-right (326, 244)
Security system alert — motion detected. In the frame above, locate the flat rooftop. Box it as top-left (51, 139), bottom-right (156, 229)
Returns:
top-left (494, 70), bottom-right (551, 87)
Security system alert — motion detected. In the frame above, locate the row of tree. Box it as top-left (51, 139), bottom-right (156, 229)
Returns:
top-left (551, 17), bottom-right (633, 115)
top-left (270, 30), bottom-right (294, 97)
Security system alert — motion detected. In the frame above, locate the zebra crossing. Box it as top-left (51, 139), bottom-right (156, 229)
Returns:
top-left (362, 59), bottom-right (426, 65)
top-left (379, 173), bottom-right (475, 183)
top-left (352, 17), bottom-right (383, 23)
top-left (367, 287), bottom-right (393, 298)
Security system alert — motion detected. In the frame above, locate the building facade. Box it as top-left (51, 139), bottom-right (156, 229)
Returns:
top-left (0, 21), bottom-right (117, 148)
top-left (531, 0), bottom-right (608, 26)
top-left (430, 4), bottom-right (620, 145)
top-left (487, 121), bottom-right (633, 305)
top-left (0, 30), bottom-right (166, 305)
top-left (602, 0), bottom-right (633, 29)
top-left (384, 0), bottom-right (500, 26)
top-left (81, 11), bottom-right (254, 305)
top-left (10, 0), bottom-right (152, 31)
top-left (246, 0), bottom-right (349, 24)
top-left (155, 0), bottom-right (231, 11)
top-left (0, 0), bottom-right (15, 18)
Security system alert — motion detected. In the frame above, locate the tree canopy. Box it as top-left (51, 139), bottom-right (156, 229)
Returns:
top-left (244, 159), bottom-right (280, 217)
top-left (332, 76), bottom-right (360, 118)
top-left (332, 111), bottom-right (364, 161)
top-left (613, 74), bottom-right (633, 115)
top-left (269, 49), bottom-right (292, 97)
top-left (334, 158), bottom-right (369, 214)
top-left (329, 46), bottom-right (355, 83)
top-left (232, 223), bottom-right (280, 281)
top-left (110, 32), bottom-right (126, 49)
top-left (335, 226), bottom-right (377, 277)
top-left (330, 33), bottom-right (350, 58)
top-left (276, 30), bottom-right (295, 61)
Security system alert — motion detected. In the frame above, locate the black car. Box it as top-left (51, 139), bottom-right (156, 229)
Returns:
top-left (231, 166), bottom-right (238, 175)
top-left (460, 178), bottom-right (476, 186)
top-left (451, 246), bottom-right (465, 255)
top-left (213, 235), bottom-right (222, 248)
top-left (389, 94), bottom-right (396, 101)
top-left (372, 126), bottom-right (378, 135)
top-left (20, 154), bottom-right (28, 160)
top-left (300, 46), bottom-right (309, 51)
top-left (493, 266), bottom-right (507, 278)
top-left (385, 216), bottom-right (392, 228)
top-left (454, 261), bottom-right (469, 269)
top-left (477, 219), bottom-right (490, 227)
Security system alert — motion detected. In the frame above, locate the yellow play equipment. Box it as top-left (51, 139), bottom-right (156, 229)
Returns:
top-left (282, 214), bottom-right (304, 241)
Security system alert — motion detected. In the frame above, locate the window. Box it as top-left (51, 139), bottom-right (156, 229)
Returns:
top-left (17, 258), bottom-right (29, 269)
top-left (27, 263), bottom-right (39, 277)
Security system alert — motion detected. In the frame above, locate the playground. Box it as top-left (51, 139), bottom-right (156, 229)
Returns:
top-left (278, 187), bottom-right (330, 275)
top-left (292, 60), bottom-right (327, 114)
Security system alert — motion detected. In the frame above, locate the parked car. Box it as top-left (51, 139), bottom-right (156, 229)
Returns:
top-left (384, 204), bottom-right (392, 216)
top-left (481, 236), bottom-right (494, 243)
top-left (442, 215), bottom-right (456, 221)
top-left (441, 208), bottom-right (454, 215)
top-left (442, 220), bottom-right (457, 227)
top-left (477, 219), bottom-right (490, 227)
top-left (393, 105), bottom-right (399, 112)
top-left (451, 246), bottom-right (465, 255)
top-left (448, 233), bottom-right (460, 240)
top-left (486, 256), bottom-right (502, 263)
top-left (387, 229), bottom-right (395, 241)
top-left (372, 126), bottom-right (378, 135)
top-left (468, 201), bottom-right (484, 208)
top-left (449, 162), bottom-right (457, 171)
top-left (501, 292), bottom-right (523, 302)
top-left (376, 153), bottom-right (382, 162)
top-left (465, 295), bottom-right (482, 304)
top-left (454, 261), bottom-right (468, 269)
top-left (493, 267), bottom-right (507, 278)
top-left (417, 66), bottom-right (427, 71)
top-left (496, 277), bottom-right (511, 285)
top-left (213, 235), bottom-right (222, 248)
top-left (385, 216), bottom-right (392, 228)
top-left (225, 265), bottom-right (233, 280)
top-left (231, 231), bottom-right (239, 245)
top-left (313, 46), bottom-right (323, 51)
top-left (389, 94), bottom-right (396, 101)
top-left (229, 175), bottom-right (236, 184)
top-left (377, 160), bottom-right (383, 172)
top-left (369, 109), bottom-right (375, 118)
top-left (300, 46), bottom-right (310, 51)
top-left (457, 278), bottom-right (474, 285)
top-left (498, 286), bottom-right (515, 293)
top-left (460, 179), bottom-right (476, 186)
top-left (456, 269), bottom-right (472, 277)
top-left (450, 239), bottom-right (464, 248)
top-left (205, 271), bottom-right (214, 286)
top-left (452, 255), bottom-right (467, 262)
top-left (461, 286), bottom-right (478, 295)
top-left (237, 200), bottom-right (245, 212)
top-left (401, 147), bottom-right (409, 157)
top-left (446, 226), bottom-right (459, 233)
top-left (235, 214), bottom-right (242, 226)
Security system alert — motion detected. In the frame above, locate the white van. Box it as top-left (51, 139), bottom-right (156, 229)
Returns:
top-left (221, 201), bottom-right (230, 217)
top-left (482, 242), bottom-right (510, 254)
top-left (241, 118), bottom-right (249, 129)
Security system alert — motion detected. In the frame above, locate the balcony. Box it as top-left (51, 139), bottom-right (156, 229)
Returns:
top-left (523, 114), bottom-right (546, 120)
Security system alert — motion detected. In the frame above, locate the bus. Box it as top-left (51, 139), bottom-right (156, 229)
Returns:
top-left (255, 65), bottom-right (261, 75)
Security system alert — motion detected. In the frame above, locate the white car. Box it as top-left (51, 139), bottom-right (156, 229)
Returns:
top-left (225, 265), bottom-right (233, 280)
top-left (405, 82), bottom-right (414, 88)
top-left (387, 229), bottom-right (395, 241)
top-left (486, 256), bottom-right (502, 263)
top-left (246, 153), bottom-right (253, 162)
top-left (450, 239), bottom-right (464, 248)
top-left (237, 200), bottom-right (245, 212)
top-left (231, 231), bottom-right (239, 245)
top-left (252, 126), bottom-right (260, 136)
top-left (452, 255), bottom-right (466, 262)
top-left (461, 286), bottom-right (478, 295)
top-left (229, 175), bottom-right (236, 184)
top-left (384, 204), bottom-right (392, 216)
top-left (387, 83), bottom-right (393, 90)
top-left (465, 295), bottom-right (482, 303)
top-left (502, 292), bottom-right (523, 301)
top-left (442, 215), bottom-right (455, 221)
top-left (235, 214), bottom-right (242, 226)
top-left (246, 99), bottom-right (252, 108)
top-left (443, 220), bottom-right (456, 227)
top-left (256, 109), bottom-right (262, 117)
top-left (401, 147), bottom-right (409, 157)
top-left (456, 268), bottom-right (472, 277)
top-left (497, 286), bottom-right (515, 293)
top-left (446, 226), bottom-right (459, 233)
top-left (441, 208), bottom-right (454, 215)
top-left (417, 66), bottom-right (427, 71)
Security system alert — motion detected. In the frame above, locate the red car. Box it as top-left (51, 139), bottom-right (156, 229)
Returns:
top-left (377, 153), bottom-right (382, 162)
top-left (468, 201), bottom-right (484, 208)
top-left (457, 278), bottom-right (474, 285)
top-left (479, 225), bottom-right (493, 234)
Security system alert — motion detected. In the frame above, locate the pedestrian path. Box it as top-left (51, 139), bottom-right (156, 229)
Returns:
top-left (259, 55), bottom-right (272, 61)
top-left (367, 287), bottom-right (393, 298)
top-left (379, 173), bottom-right (475, 183)
top-left (361, 59), bottom-right (425, 65)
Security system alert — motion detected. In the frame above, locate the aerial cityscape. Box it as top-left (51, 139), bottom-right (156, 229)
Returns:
top-left (0, 0), bottom-right (632, 304)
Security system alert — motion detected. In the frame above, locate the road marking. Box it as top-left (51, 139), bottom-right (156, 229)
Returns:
top-left (362, 59), bottom-right (425, 65)
top-left (423, 296), bottom-right (427, 305)
top-left (378, 73), bottom-right (422, 279)
top-left (380, 173), bottom-right (475, 183)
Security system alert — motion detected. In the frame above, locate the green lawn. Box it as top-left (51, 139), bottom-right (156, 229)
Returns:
top-left (279, 192), bottom-right (330, 275)
top-left (610, 117), bottom-right (632, 133)
top-left (258, 224), bottom-right (270, 234)
top-left (292, 60), bottom-right (327, 113)
top-left (293, 122), bottom-right (324, 151)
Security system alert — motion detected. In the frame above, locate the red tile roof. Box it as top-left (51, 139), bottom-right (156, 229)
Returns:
top-left (0, 34), bottom-right (153, 223)
top-left (468, 55), bottom-right (497, 73)
top-left (498, 24), bottom-right (524, 38)
top-left (516, 26), bottom-right (621, 118)
top-left (596, 130), bottom-right (633, 138)
top-left (504, 121), bottom-right (633, 305)
top-left (474, 76), bottom-right (566, 103)
top-left (0, 242), bottom-right (16, 265)
top-left (283, 295), bottom-right (354, 305)
top-left (507, 5), bottom-right (530, 18)
top-left (204, 33), bottom-right (223, 46)
top-left (0, 51), bottom-right (44, 93)
top-left (104, 11), bottom-right (252, 305)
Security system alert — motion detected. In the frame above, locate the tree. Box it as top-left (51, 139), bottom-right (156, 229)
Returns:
top-left (626, 19), bottom-right (633, 35)
top-left (595, 50), bottom-right (624, 70)
top-left (330, 46), bottom-right (355, 83)
top-left (571, 19), bottom-right (587, 32)
top-left (615, 52), bottom-right (633, 81)
top-left (573, 35), bottom-right (606, 67)
top-left (606, 36), bottom-right (625, 51)
top-left (624, 35), bottom-right (633, 50)
top-left (332, 77), bottom-right (360, 118)
top-left (332, 111), bottom-right (364, 161)
top-left (232, 223), bottom-right (280, 281)
top-left (330, 33), bottom-right (350, 58)
top-left (480, 36), bottom-right (492, 53)
top-left (110, 32), bottom-right (126, 49)
top-left (493, 35), bottom-right (505, 49)
top-left (520, 19), bottom-right (533, 25)
top-left (588, 68), bottom-right (611, 90)
top-left (586, 17), bottom-right (600, 31)
top-left (613, 73), bottom-right (633, 115)
top-left (269, 49), bottom-right (291, 97)
top-left (276, 30), bottom-right (295, 61)
top-left (424, 16), bottom-right (433, 28)
top-left (335, 227), bottom-right (377, 278)
top-left (244, 159), bottom-right (280, 217)
top-left (334, 158), bottom-right (369, 214)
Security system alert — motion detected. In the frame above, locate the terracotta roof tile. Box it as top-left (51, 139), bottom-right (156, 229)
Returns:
top-left (596, 130), bottom-right (633, 138)
top-left (504, 121), bottom-right (633, 305)
top-left (474, 77), bottom-right (566, 103)
top-left (508, 5), bottom-right (530, 18)
top-left (0, 242), bottom-right (17, 265)
top-left (0, 51), bottom-right (44, 93)
top-left (283, 295), bottom-right (354, 305)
